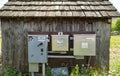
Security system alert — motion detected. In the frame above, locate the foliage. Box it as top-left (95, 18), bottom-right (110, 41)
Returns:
top-left (80, 64), bottom-right (87, 75)
top-left (70, 64), bottom-right (80, 76)
top-left (111, 22), bottom-right (116, 32)
top-left (115, 18), bottom-right (120, 32)
top-left (111, 18), bottom-right (120, 33)
top-left (3, 67), bottom-right (22, 76)
top-left (87, 67), bottom-right (107, 76)
top-left (46, 65), bottom-right (53, 76)
top-left (61, 63), bottom-right (68, 67)
top-left (70, 64), bottom-right (108, 76)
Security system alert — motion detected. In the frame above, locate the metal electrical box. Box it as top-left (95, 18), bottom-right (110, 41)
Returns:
top-left (52, 34), bottom-right (69, 52)
top-left (74, 34), bottom-right (96, 56)
top-left (29, 63), bottom-right (39, 72)
top-left (28, 35), bottom-right (48, 63)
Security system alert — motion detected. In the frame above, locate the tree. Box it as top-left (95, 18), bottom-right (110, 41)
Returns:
top-left (115, 18), bottom-right (120, 32)
top-left (111, 22), bottom-right (116, 32)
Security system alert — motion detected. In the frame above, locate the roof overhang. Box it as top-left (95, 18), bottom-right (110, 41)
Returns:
top-left (0, 1), bottom-right (120, 18)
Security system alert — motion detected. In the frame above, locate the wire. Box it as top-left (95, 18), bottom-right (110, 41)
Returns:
top-left (87, 56), bottom-right (91, 71)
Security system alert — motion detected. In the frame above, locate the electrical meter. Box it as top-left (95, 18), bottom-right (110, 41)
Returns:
top-left (74, 34), bottom-right (96, 56)
top-left (28, 35), bottom-right (48, 63)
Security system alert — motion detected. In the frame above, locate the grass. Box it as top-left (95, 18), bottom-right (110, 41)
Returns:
top-left (110, 35), bottom-right (120, 75)
top-left (0, 38), bottom-right (1, 49)
top-left (110, 35), bottom-right (120, 48)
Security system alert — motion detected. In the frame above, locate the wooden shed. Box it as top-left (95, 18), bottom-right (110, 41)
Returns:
top-left (0, 0), bottom-right (120, 75)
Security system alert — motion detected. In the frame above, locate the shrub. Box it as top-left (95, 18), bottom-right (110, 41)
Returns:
top-left (46, 65), bottom-right (53, 76)
top-left (70, 64), bottom-right (80, 76)
top-left (111, 22), bottom-right (116, 32)
top-left (70, 64), bottom-right (108, 76)
top-left (111, 18), bottom-right (120, 33)
top-left (87, 67), bottom-right (107, 76)
top-left (3, 67), bottom-right (22, 76)
top-left (115, 18), bottom-right (120, 32)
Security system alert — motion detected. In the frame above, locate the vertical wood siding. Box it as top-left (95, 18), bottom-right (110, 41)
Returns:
top-left (1, 18), bottom-right (111, 72)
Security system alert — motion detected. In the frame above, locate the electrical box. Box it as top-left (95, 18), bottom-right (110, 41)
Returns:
top-left (74, 34), bottom-right (96, 56)
top-left (52, 34), bottom-right (69, 52)
top-left (28, 35), bottom-right (48, 63)
top-left (29, 63), bottom-right (39, 72)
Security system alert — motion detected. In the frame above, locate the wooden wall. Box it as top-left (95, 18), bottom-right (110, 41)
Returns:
top-left (1, 17), bottom-right (111, 73)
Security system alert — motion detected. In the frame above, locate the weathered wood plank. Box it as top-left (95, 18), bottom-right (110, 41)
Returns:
top-left (72, 11), bottom-right (80, 16)
top-left (69, 6), bottom-right (75, 10)
top-left (3, 5), bottom-right (116, 11)
top-left (79, 11), bottom-right (85, 17)
top-left (61, 11), bottom-right (66, 16)
top-left (75, 6), bottom-right (81, 10)
top-left (106, 11), bottom-right (120, 17)
top-left (100, 11), bottom-right (109, 17)
top-left (95, 11), bottom-right (102, 17)
top-left (84, 11), bottom-right (97, 17)
top-left (46, 11), bottom-right (55, 16)
top-left (1, 18), bottom-right (111, 73)
top-left (80, 6), bottom-right (86, 10)
top-left (66, 11), bottom-right (72, 16)
top-left (55, 11), bottom-right (61, 16)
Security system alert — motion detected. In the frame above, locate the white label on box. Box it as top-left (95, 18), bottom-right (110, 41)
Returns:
top-left (81, 42), bottom-right (88, 48)
top-left (38, 36), bottom-right (45, 41)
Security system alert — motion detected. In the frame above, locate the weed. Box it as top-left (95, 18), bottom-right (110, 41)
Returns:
top-left (70, 64), bottom-right (81, 76)
top-left (2, 67), bottom-right (22, 76)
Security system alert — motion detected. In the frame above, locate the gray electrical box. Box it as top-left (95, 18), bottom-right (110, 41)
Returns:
top-left (74, 34), bottom-right (96, 56)
top-left (28, 35), bottom-right (48, 63)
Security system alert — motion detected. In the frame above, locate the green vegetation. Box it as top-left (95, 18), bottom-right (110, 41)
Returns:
top-left (70, 64), bottom-right (108, 76)
top-left (0, 38), bottom-right (1, 49)
top-left (70, 64), bottom-right (81, 76)
top-left (2, 67), bottom-right (22, 76)
top-left (111, 22), bottom-right (116, 32)
top-left (115, 18), bottom-right (120, 32)
top-left (110, 35), bottom-right (120, 75)
top-left (46, 65), bottom-right (53, 76)
top-left (112, 18), bottom-right (120, 32)
top-left (110, 36), bottom-right (120, 48)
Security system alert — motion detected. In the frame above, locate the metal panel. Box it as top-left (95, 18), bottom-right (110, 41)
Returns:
top-left (74, 34), bottom-right (96, 56)
top-left (28, 35), bottom-right (48, 63)
top-left (52, 35), bottom-right (69, 51)
top-left (29, 63), bottom-right (39, 72)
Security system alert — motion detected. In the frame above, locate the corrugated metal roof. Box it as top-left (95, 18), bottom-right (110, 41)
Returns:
top-left (0, 1), bottom-right (120, 17)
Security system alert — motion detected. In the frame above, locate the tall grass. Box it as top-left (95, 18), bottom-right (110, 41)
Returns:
top-left (110, 36), bottom-right (120, 48)
top-left (110, 35), bottom-right (120, 75)
top-left (0, 38), bottom-right (1, 49)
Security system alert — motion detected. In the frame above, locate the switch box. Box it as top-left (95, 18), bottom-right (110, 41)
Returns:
top-left (74, 34), bottom-right (96, 56)
top-left (28, 35), bottom-right (48, 63)
top-left (29, 63), bottom-right (39, 72)
top-left (52, 35), bottom-right (69, 52)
